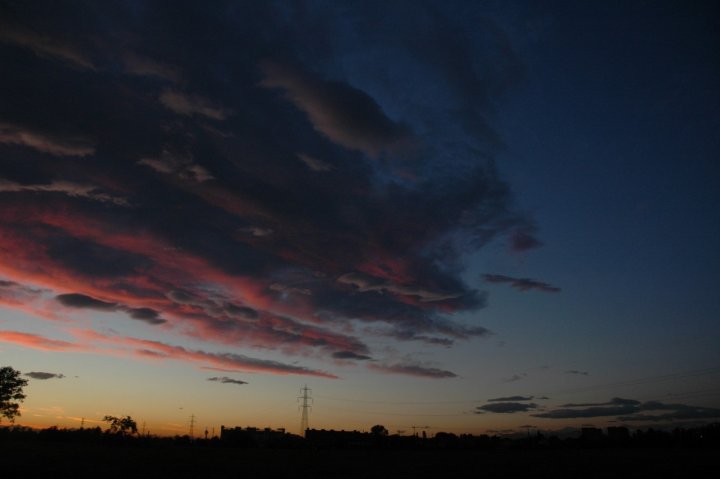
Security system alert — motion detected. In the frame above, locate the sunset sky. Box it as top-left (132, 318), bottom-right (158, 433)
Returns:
top-left (1, 1), bottom-right (719, 437)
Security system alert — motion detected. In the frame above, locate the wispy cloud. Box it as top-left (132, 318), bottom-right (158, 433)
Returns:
top-left (122, 52), bottom-right (180, 82)
top-left (483, 274), bottom-right (560, 293)
top-left (369, 362), bottom-right (457, 379)
top-left (297, 153), bottom-right (333, 172)
top-left (476, 402), bottom-right (538, 414)
top-left (25, 371), bottom-right (65, 380)
top-left (0, 179), bottom-right (127, 206)
top-left (0, 331), bottom-right (82, 352)
top-left (74, 329), bottom-right (337, 378)
top-left (159, 90), bottom-right (231, 120)
top-left (138, 148), bottom-right (214, 183)
top-left (488, 395), bottom-right (535, 402)
top-left (260, 61), bottom-right (411, 157)
top-left (0, 24), bottom-right (95, 70)
top-left (0, 123), bottom-right (94, 157)
top-left (332, 351), bottom-right (372, 361)
top-left (56, 293), bottom-right (166, 325)
top-left (504, 373), bottom-right (528, 383)
top-left (530, 397), bottom-right (720, 421)
top-left (207, 376), bottom-right (248, 385)
top-left (1, 328), bottom-right (335, 378)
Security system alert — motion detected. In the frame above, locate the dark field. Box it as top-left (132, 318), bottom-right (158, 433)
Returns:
top-left (2, 441), bottom-right (718, 479)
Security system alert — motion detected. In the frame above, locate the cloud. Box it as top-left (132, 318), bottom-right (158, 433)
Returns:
top-left (56, 293), bottom-right (117, 311)
top-left (207, 376), bottom-right (248, 385)
top-left (369, 362), bottom-right (457, 379)
top-left (620, 401), bottom-right (720, 422)
top-left (1, 328), bottom-right (334, 378)
top-left (488, 395), bottom-right (535, 402)
top-left (338, 272), bottom-right (463, 303)
top-left (297, 153), bottom-right (332, 172)
top-left (159, 89), bottom-right (230, 120)
top-left (0, 179), bottom-right (128, 206)
top-left (565, 370), bottom-right (589, 376)
top-left (504, 373), bottom-right (528, 383)
top-left (0, 279), bottom-right (45, 307)
top-left (122, 52), bottom-right (180, 82)
top-left (332, 351), bottom-right (372, 361)
top-left (0, 24), bottom-right (95, 70)
top-left (138, 148), bottom-right (214, 182)
top-left (483, 274), bottom-right (561, 293)
top-left (0, 123), bottom-right (95, 157)
top-left (260, 61), bottom-right (411, 156)
top-left (560, 398), bottom-right (640, 408)
top-left (477, 402), bottom-right (538, 414)
top-left (533, 398), bottom-right (642, 419)
top-left (0, 331), bottom-right (82, 351)
top-left (533, 405), bottom-right (639, 419)
top-left (25, 372), bottom-right (65, 380)
top-left (56, 293), bottom-right (166, 325)
top-left (74, 329), bottom-right (336, 378)
top-left (0, 2), bottom-right (543, 377)
top-left (534, 397), bottom-right (720, 421)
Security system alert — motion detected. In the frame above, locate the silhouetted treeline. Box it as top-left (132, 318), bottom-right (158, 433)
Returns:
top-left (1, 422), bottom-right (718, 451)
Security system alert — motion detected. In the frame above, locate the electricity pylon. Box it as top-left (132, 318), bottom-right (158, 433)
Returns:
top-left (298, 385), bottom-right (312, 437)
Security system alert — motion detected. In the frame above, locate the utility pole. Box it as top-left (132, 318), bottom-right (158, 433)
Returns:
top-left (298, 385), bottom-right (312, 437)
top-left (80, 418), bottom-right (85, 429)
top-left (189, 414), bottom-right (195, 438)
top-left (411, 425), bottom-right (429, 437)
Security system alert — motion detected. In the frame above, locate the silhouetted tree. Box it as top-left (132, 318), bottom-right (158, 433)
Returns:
top-left (103, 415), bottom-right (138, 436)
top-left (371, 424), bottom-right (388, 436)
top-left (0, 366), bottom-right (28, 423)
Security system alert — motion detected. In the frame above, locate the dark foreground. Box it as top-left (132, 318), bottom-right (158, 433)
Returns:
top-left (2, 441), bottom-right (718, 479)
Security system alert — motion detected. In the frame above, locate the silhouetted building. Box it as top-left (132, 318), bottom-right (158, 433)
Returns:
top-left (607, 426), bottom-right (630, 442)
top-left (580, 427), bottom-right (604, 441)
top-left (220, 425), bottom-right (293, 447)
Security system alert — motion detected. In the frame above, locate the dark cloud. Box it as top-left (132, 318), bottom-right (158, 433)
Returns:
top-left (565, 370), bottom-right (589, 376)
top-left (533, 405), bottom-right (639, 419)
top-left (618, 402), bottom-right (720, 422)
top-left (483, 274), bottom-right (560, 293)
top-left (0, 1), bottom-right (542, 376)
top-left (332, 351), bottom-right (372, 361)
top-left (207, 376), bottom-right (248, 386)
top-left (531, 398), bottom-right (718, 420)
top-left (488, 395), bottom-right (535, 402)
top-left (126, 308), bottom-right (166, 325)
top-left (260, 61), bottom-right (411, 157)
top-left (505, 373), bottom-right (528, 383)
top-left (24, 371), bottom-right (65, 380)
top-left (477, 402), bottom-right (538, 414)
top-left (56, 293), bottom-right (117, 311)
top-left (369, 362), bottom-right (457, 379)
top-left (560, 398), bottom-right (640, 408)
top-left (56, 293), bottom-right (166, 325)
top-left (0, 279), bottom-right (45, 306)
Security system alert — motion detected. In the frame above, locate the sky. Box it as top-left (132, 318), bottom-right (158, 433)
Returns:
top-left (1, 0), bottom-right (719, 437)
